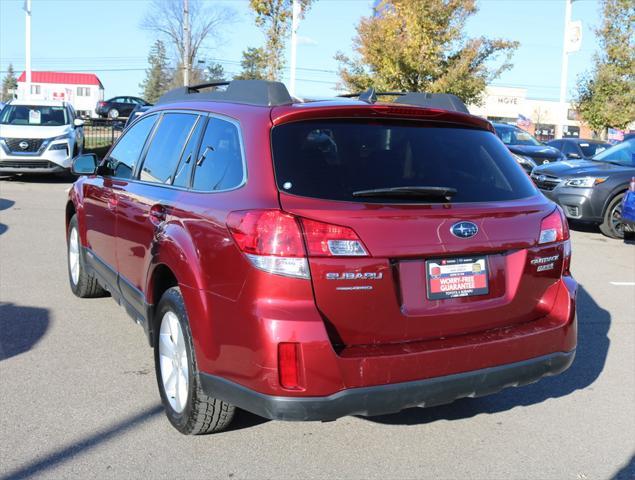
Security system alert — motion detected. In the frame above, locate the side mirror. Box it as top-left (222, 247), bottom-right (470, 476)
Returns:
top-left (71, 153), bottom-right (98, 175)
top-left (73, 118), bottom-right (85, 127)
top-left (566, 152), bottom-right (581, 159)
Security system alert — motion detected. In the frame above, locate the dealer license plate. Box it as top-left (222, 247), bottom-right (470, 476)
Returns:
top-left (425, 256), bottom-right (489, 300)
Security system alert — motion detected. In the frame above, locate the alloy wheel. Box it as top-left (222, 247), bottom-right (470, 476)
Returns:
top-left (158, 311), bottom-right (189, 413)
top-left (68, 227), bottom-right (80, 285)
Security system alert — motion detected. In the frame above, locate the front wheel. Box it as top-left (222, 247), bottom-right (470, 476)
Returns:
top-left (67, 215), bottom-right (108, 297)
top-left (599, 193), bottom-right (625, 239)
top-left (154, 287), bottom-right (235, 434)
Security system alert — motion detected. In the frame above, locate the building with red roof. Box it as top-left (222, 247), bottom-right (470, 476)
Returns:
top-left (17, 71), bottom-right (105, 118)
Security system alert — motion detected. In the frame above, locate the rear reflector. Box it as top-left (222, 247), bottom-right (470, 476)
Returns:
top-left (539, 207), bottom-right (569, 244)
top-left (300, 218), bottom-right (368, 257)
top-left (278, 343), bottom-right (301, 389)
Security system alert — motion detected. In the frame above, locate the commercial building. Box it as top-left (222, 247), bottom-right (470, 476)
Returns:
top-left (469, 86), bottom-right (594, 142)
top-left (16, 71), bottom-right (104, 118)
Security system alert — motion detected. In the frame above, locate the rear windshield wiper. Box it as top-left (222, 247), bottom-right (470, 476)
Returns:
top-left (352, 186), bottom-right (457, 201)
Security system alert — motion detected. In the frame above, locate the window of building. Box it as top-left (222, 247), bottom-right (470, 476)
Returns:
top-left (77, 87), bottom-right (91, 96)
top-left (192, 117), bottom-right (244, 191)
top-left (30, 85), bottom-right (41, 95)
top-left (139, 113), bottom-right (198, 185)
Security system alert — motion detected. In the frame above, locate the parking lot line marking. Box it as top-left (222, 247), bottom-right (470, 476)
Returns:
top-left (609, 282), bottom-right (635, 286)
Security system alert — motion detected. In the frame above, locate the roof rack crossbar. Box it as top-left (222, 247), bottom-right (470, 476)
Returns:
top-left (156, 79), bottom-right (294, 107)
top-left (337, 89), bottom-right (469, 114)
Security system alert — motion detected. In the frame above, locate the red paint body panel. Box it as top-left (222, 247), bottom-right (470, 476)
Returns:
top-left (68, 96), bottom-right (577, 406)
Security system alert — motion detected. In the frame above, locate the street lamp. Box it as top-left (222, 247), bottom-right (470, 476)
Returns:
top-left (556, 0), bottom-right (582, 139)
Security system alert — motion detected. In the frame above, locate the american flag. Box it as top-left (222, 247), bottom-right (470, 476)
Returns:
top-left (516, 114), bottom-right (531, 129)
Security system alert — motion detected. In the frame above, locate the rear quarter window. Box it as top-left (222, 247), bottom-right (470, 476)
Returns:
top-left (272, 120), bottom-right (537, 203)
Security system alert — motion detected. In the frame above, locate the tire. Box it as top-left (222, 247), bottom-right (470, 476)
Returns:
top-left (67, 215), bottom-right (108, 297)
top-left (154, 287), bottom-right (235, 435)
top-left (107, 108), bottom-right (119, 119)
top-left (599, 193), bottom-right (625, 239)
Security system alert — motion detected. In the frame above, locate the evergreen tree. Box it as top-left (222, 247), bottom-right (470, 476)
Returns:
top-left (1, 64), bottom-right (18, 102)
top-left (234, 47), bottom-right (267, 80)
top-left (140, 40), bottom-right (172, 103)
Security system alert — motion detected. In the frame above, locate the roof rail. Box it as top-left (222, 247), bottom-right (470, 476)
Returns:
top-left (338, 88), bottom-right (469, 114)
top-left (156, 80), bottom-right (294, 107)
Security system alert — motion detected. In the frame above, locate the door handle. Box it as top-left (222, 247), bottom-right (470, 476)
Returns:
top-left (149, 204), bottom-right (167, 226)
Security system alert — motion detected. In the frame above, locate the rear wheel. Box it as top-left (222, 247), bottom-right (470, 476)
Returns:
top-left (67, 215), bottom-right (108, 297)
top-left (107, 108), bottom-right (119, 119)
top-left (154, 287), bottom-right (235, 434)
top-left (599, 193), bottom-right (625, 239)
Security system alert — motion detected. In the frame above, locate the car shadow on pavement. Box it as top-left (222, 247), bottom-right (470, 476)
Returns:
top-left (0, 405), bottom-right (164, 480)
top-left (0, 198), bottom-right (15, 236)
top-left (362, 284), bottom-right (610, 426)
top-left (611, 453), bottom-right (635, 480)
top-left (0, 302), bottom-right (50, 362)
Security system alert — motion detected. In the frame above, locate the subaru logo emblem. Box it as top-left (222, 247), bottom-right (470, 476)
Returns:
top-left (537, 175), bottom-right (546, 182)
top-left (19, 141), bottom-right (29, 150)
top-left (451, 221), bottom-right (478, 239)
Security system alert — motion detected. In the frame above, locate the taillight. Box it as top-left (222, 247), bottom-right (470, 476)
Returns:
top-left (226, 210), bottom-right (309, 278)
top-left (539, 207), bottom-right (569, 244)
top-left (539, 207), bottom-right (571, 274)
top-left (300, 218), bottom-right (368, 257)
top-left (227, 210), bottom-right (369, 278)
top-left (278, 342), bottom-right (301, 389)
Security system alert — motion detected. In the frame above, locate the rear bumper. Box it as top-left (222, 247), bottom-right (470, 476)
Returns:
top-left (201, 349), bottom-right (575, 421)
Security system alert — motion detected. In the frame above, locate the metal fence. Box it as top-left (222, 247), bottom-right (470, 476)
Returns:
top-left (83, 118), bottom-right (124, 151)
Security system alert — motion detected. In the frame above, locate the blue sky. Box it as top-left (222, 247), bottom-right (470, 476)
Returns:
top-left (0, 0), bottom-right (602, 100)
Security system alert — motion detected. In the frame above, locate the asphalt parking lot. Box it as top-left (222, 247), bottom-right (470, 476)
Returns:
top-left (1, 176), bottom-right (634, 480)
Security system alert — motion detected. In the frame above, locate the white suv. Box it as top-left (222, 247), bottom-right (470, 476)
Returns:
top-left (0, 99), bottom-right (84, 175)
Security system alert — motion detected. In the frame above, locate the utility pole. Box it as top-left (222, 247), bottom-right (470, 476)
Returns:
top-left (289, 0), bottom-right (301, 96)
top-left (556, 0), bottom-right (573, 139)
top-left (24, 0), bottom-right (32, 99)
top-left (183, 0), bottom-right (190, 87)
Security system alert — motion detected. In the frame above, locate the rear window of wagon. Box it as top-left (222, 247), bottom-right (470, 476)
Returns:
top-left (271, 120), bottom-right (537, 203)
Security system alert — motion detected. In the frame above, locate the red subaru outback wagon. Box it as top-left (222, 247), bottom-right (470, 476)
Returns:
top-left (66, 80), bottom-right (576, 434)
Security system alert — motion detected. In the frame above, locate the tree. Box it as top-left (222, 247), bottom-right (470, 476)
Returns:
top-left (141, 0), bottom-right (235, 86)
top-left (575, 0), bottom-right (635, 133)
top-left (204, 62), bottom-right (226, 82)
top-left (140, 40), bottom-right (172, 103)
top-left (249, 0), bottom-right (313, 80)
top-left (336, 0), bottom-right (518, 105)
top-left (234, 47), bottom-right (268, 80)
top-left (1, 63), bottom-right (18, 102)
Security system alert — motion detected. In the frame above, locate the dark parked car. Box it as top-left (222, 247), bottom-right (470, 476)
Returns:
top-left (546, 138), bottom-right (610, 160)
top-left (532, 138), bottom-right (635, 238)
top-left (493, 123), bottom-right (565, 173)
top-left (66, 80), bottom-right (576, 435)
top-left (96, 96), bottom-right (150, 119)
top-left (124, 104), bottom-right (153, 128)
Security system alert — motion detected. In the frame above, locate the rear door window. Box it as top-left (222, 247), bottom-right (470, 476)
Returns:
top-left (272, 120), bottom-right (537, 203)
top-left (173, 116), bottom-right (206, 188)
top-left (192, 117), bottom-right (244, 191)
top-left (139, 113), bottom-right (198, 184)
top-left (106, 115), bottom-right (156, 179)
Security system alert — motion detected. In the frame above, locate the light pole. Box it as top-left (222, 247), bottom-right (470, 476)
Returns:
top-left (183, 0), bottom-right (190, 87)
top-left (556, 0), bottom-right (575, 139)
top-left (24, 0), bottom-right (32, 99)
top-left (289, 0), bottom-right (301, 96)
